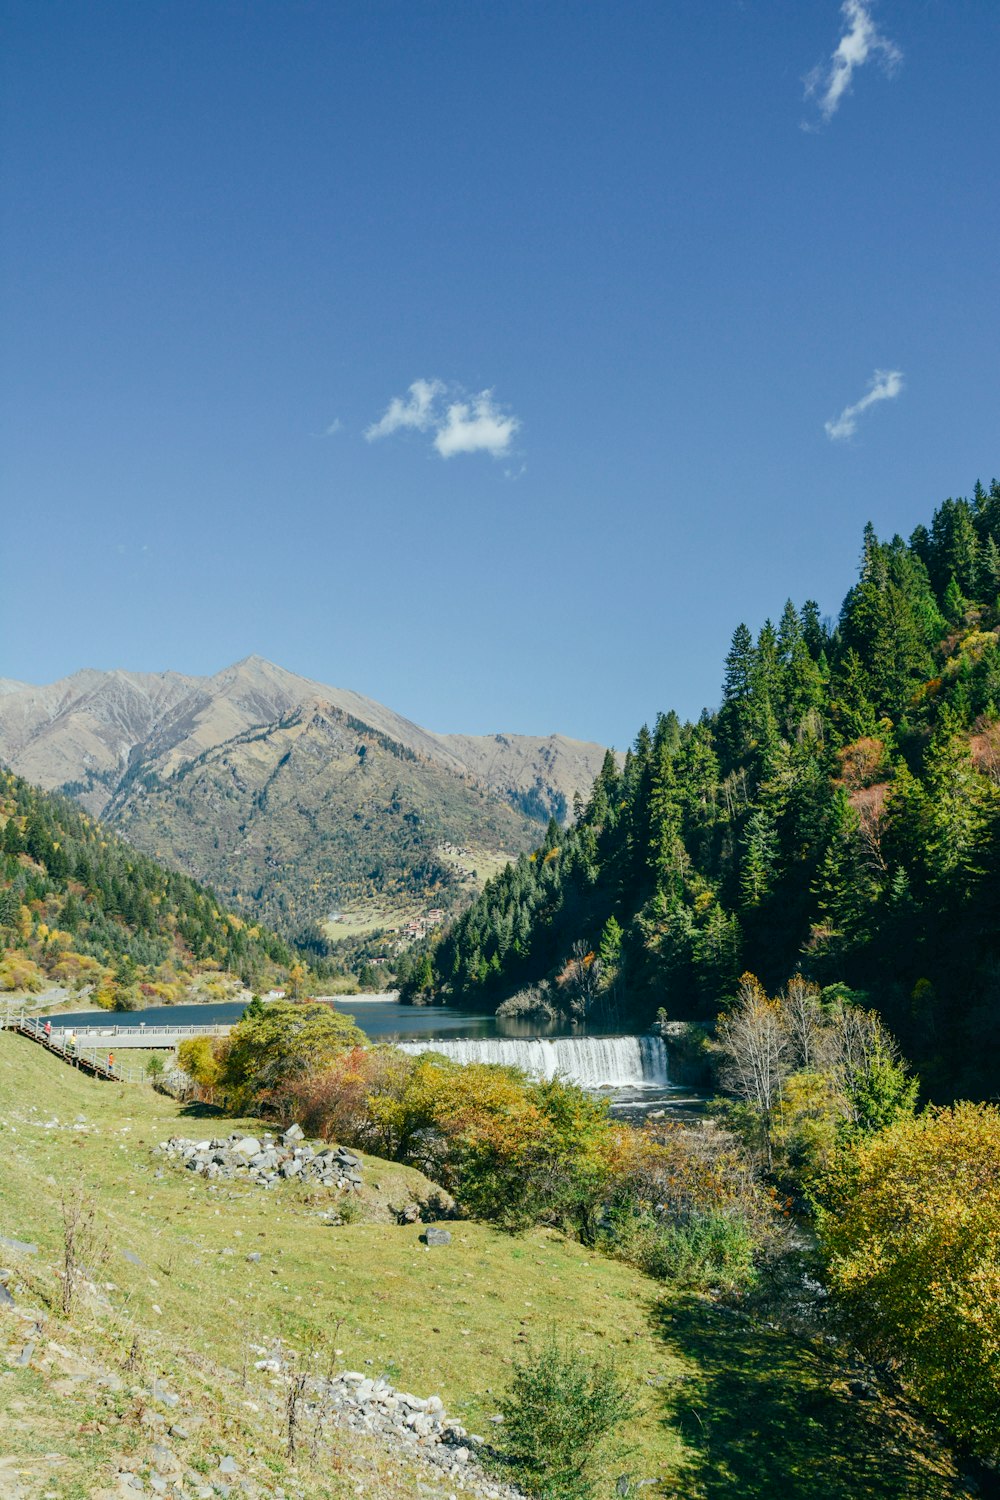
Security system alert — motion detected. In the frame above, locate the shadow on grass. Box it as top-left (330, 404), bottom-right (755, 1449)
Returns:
top-left (650, 1297), bottom-right (966, 1500)
top-left (178, 1100), bottom-right (226, 1118)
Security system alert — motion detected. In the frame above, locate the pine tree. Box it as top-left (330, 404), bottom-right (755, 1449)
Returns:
top-left (831, 650), bottom-right (878, 741)
top-left (646, 739), bottom-right (684, 892)
top-left (740, 806), bottom-right (779, 907)
top-left (718, 623), bottom-right (756, 768)
top-left (943, 574), bottom-right (967, 626)
top-left (800, 600), bottom-right (828, 659)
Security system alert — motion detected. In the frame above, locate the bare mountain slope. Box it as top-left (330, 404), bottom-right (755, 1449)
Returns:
top-left (0, 668), bottom-right (198, 812)
top-left (110, 697), bottom-right (540, 931)
top-left (0, 659), bottom-right (610, 932)
top-left (438, 730), bottom-right (610, 822)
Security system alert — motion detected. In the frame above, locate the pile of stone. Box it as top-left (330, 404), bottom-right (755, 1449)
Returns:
top-left (153, 1123), bottom-right (363, 1191)
top-left (255, 1359), bottom-right (523, 1497)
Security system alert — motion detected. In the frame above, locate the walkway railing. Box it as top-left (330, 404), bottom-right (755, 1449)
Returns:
top-left (48, 1021), bottom-right (231, 1039)
top-left (0, 1006), bottom-right (149, 1083)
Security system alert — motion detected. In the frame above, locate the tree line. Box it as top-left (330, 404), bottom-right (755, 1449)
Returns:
top-left (404, 479), bottom-right (1000, 1098)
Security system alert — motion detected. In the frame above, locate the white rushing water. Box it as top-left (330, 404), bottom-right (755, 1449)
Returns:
top-left (397, 1034), bottom-right (669, 1089)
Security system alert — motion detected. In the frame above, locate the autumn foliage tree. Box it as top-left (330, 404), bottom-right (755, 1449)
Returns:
top-left (814, 1103), bottom-right (1000, 1456)
top-left (715, 972), bottom-right (917, 1184)
top-left (218, 1000), bottom-right (365, 1115)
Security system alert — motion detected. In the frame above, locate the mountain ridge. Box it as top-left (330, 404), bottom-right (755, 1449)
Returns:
top-left (0, 658), bottom-right (611, 936)
top-left (0, 656), bottom-right (606, 813)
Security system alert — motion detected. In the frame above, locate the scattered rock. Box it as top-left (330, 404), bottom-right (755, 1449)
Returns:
top-left (421, 1228), bottom-right (452, 1247)
top-left (149, 1444), bottom-right (180, 1473)
top-left (252, 1355), bottom-right (522, 1496)
top-left (149, 1378), bottom-right (180, 1409)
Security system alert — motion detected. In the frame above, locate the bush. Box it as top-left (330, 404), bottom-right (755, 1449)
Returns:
top-left (365, 1058), bottom-right (617, 1233)
top-left (177, 1035), bottom-right (224, 1100)
top-left (599, 1120), bottom-right (780, 1292)
top-left (605, 1205), bottom-right (758, 1293)
top-left (219, 1001), bottom-right (366, 1114)
top-left (485, 1332), bottom-right (637, 1500)
top-left (814, 1102), bottom-right (1000, 1457)
top-left (286, 1045), bottom-right (414, 1147)
top-left (0, 952), bottom-right (44, 992)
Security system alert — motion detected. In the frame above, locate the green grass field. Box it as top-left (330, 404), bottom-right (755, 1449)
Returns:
top-left (0, 1033), bottom-right (972, 1499)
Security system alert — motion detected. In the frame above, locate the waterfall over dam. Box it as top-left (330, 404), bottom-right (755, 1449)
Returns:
top-left (397, 1034), bottom-right (669, 1088)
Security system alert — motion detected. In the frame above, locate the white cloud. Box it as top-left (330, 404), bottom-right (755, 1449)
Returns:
top-left (825, 368), bottom-right (904, 440)
top-left (365, 378), bottom-right (520, 460)
top-left (364, 378), bottom-right (445, 442)
top-left (805, 1), bottom-right (901, 122)
top-left (324, 418), bottom-right (343, 436)
top-left (433, 391), bottom-right (520, 459)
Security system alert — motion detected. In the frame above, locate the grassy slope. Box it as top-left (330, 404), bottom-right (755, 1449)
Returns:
top-left (0, 1034), bottom-right (969, 1500)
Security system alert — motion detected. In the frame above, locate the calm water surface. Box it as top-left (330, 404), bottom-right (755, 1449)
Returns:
top-left (53, 996), bottom-right (632, 1043)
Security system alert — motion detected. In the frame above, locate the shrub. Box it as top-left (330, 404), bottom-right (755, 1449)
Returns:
top-left (220, 1000), bottom-right (366, 1115)
top-left (145, 1054), bottom-right (166, 1083)
top-left (365, 1057), bottom-right (617, 1233)
top-left (0, 952), bottom-right (45, 992)
top-left (814, 1102), bottom-right (1000, 1456)
top-left (485, 1332), bottom-right (637, 1500)
top-left (599, 1123), bottom-right (776, 1293)
top-left (605, 1205), bottom-right (758, 1293)
top-left (177, 1035), bottom-right (224, 1101)
top-left (286, 1045), bottom-right (414, 1147)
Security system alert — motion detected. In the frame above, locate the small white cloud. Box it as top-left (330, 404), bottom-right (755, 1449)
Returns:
top-left (433, 391), bottom-right (520, 459)
top-left (365, 378), bottom-right (520, 460)
top-left (825, 368), bottom-right (904, 441)
top-left (324, 418), bottom-right (343, 436)
top-left (364, 378), bottom-right (445, 442)
top-left (805, 1), bottom-right (901, 122)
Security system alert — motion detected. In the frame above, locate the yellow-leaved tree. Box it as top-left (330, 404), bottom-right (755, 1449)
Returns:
top-left (814, 1102), bottom-right (1000, 1455)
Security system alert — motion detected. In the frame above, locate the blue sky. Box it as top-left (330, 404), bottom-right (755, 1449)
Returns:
top-left (2, 1), bottom-right (997, 748)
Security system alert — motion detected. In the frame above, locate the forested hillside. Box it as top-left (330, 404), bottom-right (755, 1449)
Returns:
top-left (411, 480), bottom-right (1000, 1097)
top-left (0, 772), bottom-right (307, 1003)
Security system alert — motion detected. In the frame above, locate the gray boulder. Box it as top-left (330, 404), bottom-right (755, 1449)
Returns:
top-left (421, 1228), bottom-right (452, 1247)
top-left (0, 1236), bottom-right (38, 1256)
